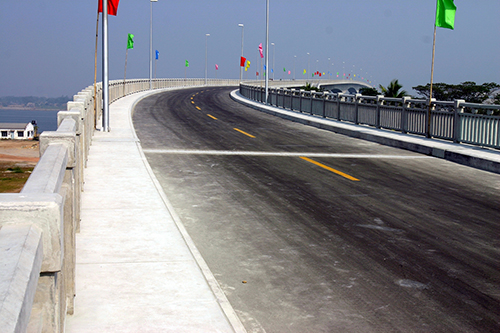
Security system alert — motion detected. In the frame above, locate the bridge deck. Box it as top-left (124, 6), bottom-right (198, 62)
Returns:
top-left (65, 87), bottom-right (499, 332)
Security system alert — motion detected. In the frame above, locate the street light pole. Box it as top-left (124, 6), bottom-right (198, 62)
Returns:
top-left (294, 55), bottom-right (296, 80)
top-left (265, 0), bottom-right (269, 104)
top-left (307, 52), bottom-right (310, 79)
top-left (205, 33), bottom-right (210, 85)
top-left (271, 43), bottom-right (275, 81)
top-left (238, 24), bottom-right (244, 82)
top-left (102, 0), bottom-right (109, 131)
top-left (149, 0), bottom-right (157, 90)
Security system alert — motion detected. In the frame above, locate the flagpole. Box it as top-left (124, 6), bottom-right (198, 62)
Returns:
top-left (149, 0), bottom-right (155, 90)
top-left (427, 24), bottom-right (437, 138)
top-left (93, 6), bottom-right (99, 130)
top-left (102, 0), bottom-right (109, 132)
top-left (239, 24), bottom-right (244, 82)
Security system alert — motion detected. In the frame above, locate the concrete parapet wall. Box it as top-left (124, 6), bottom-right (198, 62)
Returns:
top-left (0, 78), bottom-right (239, 332)
top-left (0, 224), bottom-right (43, 333)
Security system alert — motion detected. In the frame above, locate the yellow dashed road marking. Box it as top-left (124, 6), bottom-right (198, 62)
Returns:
top-left (234, 128), bottom-right (256, 138)
top-left (300, 156), bottom-right (360, 181)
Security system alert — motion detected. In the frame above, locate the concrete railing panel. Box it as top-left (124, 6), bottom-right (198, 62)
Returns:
top-left (0, 224), bottom-right (43, 333)
top-left (0, 78), bottom-right (239, 332)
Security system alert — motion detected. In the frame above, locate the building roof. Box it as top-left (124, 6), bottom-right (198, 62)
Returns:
top-left (0, 123), bottom-right (31, 130)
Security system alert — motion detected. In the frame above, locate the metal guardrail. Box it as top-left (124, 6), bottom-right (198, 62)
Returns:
top-left (240, 84), bottom-right (500, 149)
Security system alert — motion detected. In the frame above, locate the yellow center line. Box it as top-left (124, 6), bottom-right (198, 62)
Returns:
top-left (299, 156), bottom-right (360, 181)
top-left (191, 101), bottom-right (195, 104)
top-left (196, 106), bottom-right (201, 111)
top-left (207, 114), bottom-right (217, 120)
top-left (234, 128), bottom-right (256, 138)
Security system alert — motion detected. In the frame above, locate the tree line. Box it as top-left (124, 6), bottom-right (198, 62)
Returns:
top-left (359, 80), bottom-right (500, 105)
top-left (0, 96), bottom-right (69, 109)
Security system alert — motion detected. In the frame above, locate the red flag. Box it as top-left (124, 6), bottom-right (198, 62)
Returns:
top-left (240, 56), bottom-right (246, 67)
top-left (99, 0), bottom-right (120, 16)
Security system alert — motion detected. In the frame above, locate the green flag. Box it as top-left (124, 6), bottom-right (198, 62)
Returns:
top-left (435, 0), bottom-right (456, 30)
top-left (185, 60), bottom-right (189, 67)
top-left (127, 34), bottom-right (134, 49)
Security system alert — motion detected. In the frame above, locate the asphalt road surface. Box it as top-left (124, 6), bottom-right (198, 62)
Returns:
top-left (133, 87), bottom-right (500, 332)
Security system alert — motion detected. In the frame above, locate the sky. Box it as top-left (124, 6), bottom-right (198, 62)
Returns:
top-left (0, 0), bottom-right (499, 98)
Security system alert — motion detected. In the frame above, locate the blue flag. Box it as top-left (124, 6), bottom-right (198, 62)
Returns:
top-left (155, 50), bottom-right (159, 60)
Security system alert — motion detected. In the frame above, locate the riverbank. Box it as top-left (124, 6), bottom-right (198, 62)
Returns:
top-left (0, 139), bottom-right (39, 193)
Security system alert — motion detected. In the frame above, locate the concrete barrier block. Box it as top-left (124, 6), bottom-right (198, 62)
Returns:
top-left (66, 101), bottom-right (84, 114)
top-left (0, 224), bottom-right (43, 333)
top-left (24, 144), bottom-right (69, 193)
top-left (0, 194), bottom-right (64, 272)
top-left (57, 111), bottom-right (81, 134)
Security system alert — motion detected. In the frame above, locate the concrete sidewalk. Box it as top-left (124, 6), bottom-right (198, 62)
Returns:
top-left (231, 90), bottom-right (500, 174)
top-left (65, 90), bottom-right (245, 332)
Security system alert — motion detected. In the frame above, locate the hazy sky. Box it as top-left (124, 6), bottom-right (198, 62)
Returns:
top-left (0, 0), bottom-right (499, 97)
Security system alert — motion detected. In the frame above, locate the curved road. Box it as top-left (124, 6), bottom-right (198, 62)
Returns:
top-left (133, 87), bottom-right (500, 332)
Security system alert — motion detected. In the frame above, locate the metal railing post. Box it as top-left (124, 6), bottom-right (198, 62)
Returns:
top-left (310, 92), bottom-right (313, 115)
top-left (354, 94), bottom-right (361, 124)
top-left (337, 93), bottom-right (342, 121)
top-left (322, 92), bottom-right (327, 118)
top-left (454, 99), bottom-right (465, 143)
top-left (376, 95), bottom-right (383, 129)
top-left (402, 97), bottom-right (410, 134)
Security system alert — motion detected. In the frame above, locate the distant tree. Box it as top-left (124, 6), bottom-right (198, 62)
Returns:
top-left (0, 95), bottom-right (69, 109)
top-left (412, 82), bottom-right (500, 103)
top-left (379, 79), bottom-right (407, 98)
top-left (494, 93), bottom-right (500, 105)
top-left (301, 82), bottom-right (323, 92)
top-left (359, 87), bottom-right (379, 96)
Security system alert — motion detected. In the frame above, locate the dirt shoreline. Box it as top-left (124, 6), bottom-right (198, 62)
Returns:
top-left (0, 140), bottom-right (40, 166)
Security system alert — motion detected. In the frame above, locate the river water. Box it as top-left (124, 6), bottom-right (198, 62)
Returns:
top-left (0, 109), bottom-right (59, 133)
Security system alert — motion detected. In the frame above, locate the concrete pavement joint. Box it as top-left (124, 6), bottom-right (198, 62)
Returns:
top-left (142, 149), bottom-right (433, 159)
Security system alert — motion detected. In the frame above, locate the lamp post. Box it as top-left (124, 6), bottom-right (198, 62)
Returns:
top-left (102, 0), bottom-right (109, 131)
top-left (271, 42), bottom-right (275, 81)
top-left (149, 0), bottom-right (157, 90)
top-left (293, 55), bottom-right (296, 80)
top-left (265, 0), bottom-right (269, 104)
top-left (328, 57), bottom-right (331, 79)
top-left (307, 52), bottom-right (310, 79)
top-left (238, 24), bottom-right (244, 82)
top-left (205, 33), bottom-right (210, 85)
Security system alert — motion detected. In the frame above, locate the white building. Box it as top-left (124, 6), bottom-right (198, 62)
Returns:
top-left (0, 122), bottom-right (35, 140)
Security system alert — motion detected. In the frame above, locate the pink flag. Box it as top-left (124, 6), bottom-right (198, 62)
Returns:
top-left (259, 43), bottom-right (263, 58)
top-left (215, 64), bottom-right (219, 70)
